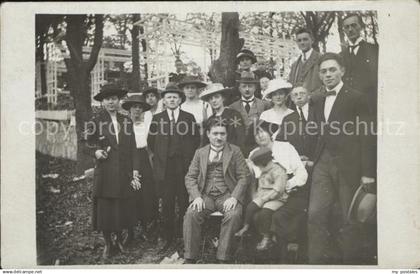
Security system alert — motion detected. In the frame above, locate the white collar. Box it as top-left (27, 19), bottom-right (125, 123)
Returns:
top-left (301, 48), bottom-right (313, 59)
top-left (348, 37), bottom-right (363, 47)
top-left (210, 145), bottom-right (224, 152)
top-left (326, 81), bottom-right (344, 95)
top-left (167, 107), bottom-right (180, 115)
top-left (301, 103), bottom-right (309, 113)
top-left (241, 96), bottom-right (255, 102)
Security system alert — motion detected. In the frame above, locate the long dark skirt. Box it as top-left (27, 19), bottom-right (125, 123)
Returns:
top-left (135, 147), bottom-right (158, 224)
top-left (92, 197), bottom-right (137, 232)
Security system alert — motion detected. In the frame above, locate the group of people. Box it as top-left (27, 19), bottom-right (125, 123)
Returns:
top-left (84, 13), bottom-right (378, 265)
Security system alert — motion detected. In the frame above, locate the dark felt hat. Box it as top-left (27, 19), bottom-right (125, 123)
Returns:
top-left (121, 94), bottom-right (151, 111)
top-left (250, 146), bottom-right (273, 166)
top-left (178, 75), bottom-right (207, 89)
top-left (161, 82), bottom-right (186, 103)
top-left (236, 71), bottom-right (260, 84)
top-left (142, 86), bottom-right (161, 98)
top-left (236, 49), bottom-right (257, 63)
top-left (93, 83), bottom-right (128, 102)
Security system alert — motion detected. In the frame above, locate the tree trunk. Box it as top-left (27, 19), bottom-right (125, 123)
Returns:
top-left (139, 23), bottom-right (148, 81)
top-left (131, 14), bottom-right (141, 92)
top-left (208, 12), bottom-right (244, 87)
top-left (65, 14), bottom-right (104, 175)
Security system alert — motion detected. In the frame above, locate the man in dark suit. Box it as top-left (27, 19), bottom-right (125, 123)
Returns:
top-left (288, 28), bottom-right (322, 94)
top-left (307, 53), bottom-right (376, 264)
top-left (272, 86), bottom-right (318, 260)
top-left (341, 14), bottom-right (378, 262)
top-left (183, 119), bottom-right (250, 263)
top-left (229, 71), bottom-right (271, 156)
top-left (341, 13), bottom-right (378, 115)
top-left (147, 83), bottom-right (200, 251)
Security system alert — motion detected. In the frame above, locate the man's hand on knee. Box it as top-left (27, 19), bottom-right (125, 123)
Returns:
top-left (189, 197), bottom-right (205, 212)
top-left (223, 197), bottom-right (238, 212)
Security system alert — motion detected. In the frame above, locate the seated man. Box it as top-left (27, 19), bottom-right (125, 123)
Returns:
top-left (183, 119), bottom-right (251, 264)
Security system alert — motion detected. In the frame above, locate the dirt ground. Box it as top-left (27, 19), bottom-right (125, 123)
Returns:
top-left (36, 152), bottom-right (176, 265)
top-left (35, 152), bottom-right (253, 265)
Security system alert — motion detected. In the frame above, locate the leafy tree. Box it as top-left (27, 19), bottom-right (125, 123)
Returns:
top-left (301, 11), bottom-right (336, 52)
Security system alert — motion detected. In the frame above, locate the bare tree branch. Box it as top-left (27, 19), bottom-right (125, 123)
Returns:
top-left (86, 14), bottom-right (104, 72)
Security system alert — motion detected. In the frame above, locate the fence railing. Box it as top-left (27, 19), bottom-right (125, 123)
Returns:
top-left (36, 110), bottom-right (77, 161)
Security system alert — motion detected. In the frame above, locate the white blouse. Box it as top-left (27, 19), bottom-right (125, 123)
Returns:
top-left (132, 112), bottom-right (152, 149)
top-left (110, 114), bottom-right (119, 144)
top-left (180, 99), bottom-right (213, 125)
top-left (259, 108), bottom-right (294, 125)
top-left (259, 108), bottom-right (294, 139)
top-left (248, 141), bottom-right (308, 191)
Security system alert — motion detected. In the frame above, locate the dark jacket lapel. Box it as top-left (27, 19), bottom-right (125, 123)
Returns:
top-left (301, 50), bottom-right (319, 76)
top-left (328, 85), bottom-right (349, 122)
top-left (101, 111), bottom-right (118, 149)
top-left (316, 87), bottom-right (327, 122)
top-left (116, 113), bottom-right (126, 145)
top-left (200, 145), bottom-right (210, 181)
top-left (222, 144), bottom-right (233, 175)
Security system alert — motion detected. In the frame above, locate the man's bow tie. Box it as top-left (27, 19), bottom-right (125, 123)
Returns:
top-left (349, 44), bottom-right (360, 50)
top-left (325, 90), bottom-right (337, 97)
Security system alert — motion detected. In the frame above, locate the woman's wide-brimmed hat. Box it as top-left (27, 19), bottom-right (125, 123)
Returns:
top-left (262, 78), bottom-right (293, 99)
top-left (347, 184), bottom-right (377, 224)
top-left (236, 49), bottom-right (257, 64)
top-left (161, 82), bottom-right (186, 103)
top-left (236, 71), bottom-right (260, 84)
top-left (121, 94), bottom-right (151, 111)
top-left (178, 75), bottom-right (207, 89)
top-left (93, 83), bottom-right (128, 102)
top-left (199, 83), bottom-right (232, 101)
top-left (142, 86), bottom-right (161, 98)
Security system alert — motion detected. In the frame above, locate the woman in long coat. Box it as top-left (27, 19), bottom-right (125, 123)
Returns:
top-left (84, 84), bottom-right (140, 259)
top-left (121, 94), bottom-right (158, 244)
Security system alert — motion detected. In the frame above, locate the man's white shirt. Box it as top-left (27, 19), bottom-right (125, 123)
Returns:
top-left (324, 81), bottom-right (343, 122)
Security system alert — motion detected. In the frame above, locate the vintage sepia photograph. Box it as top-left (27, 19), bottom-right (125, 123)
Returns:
top-left (33, 9), bottom-right (380, 266)
top-left (1, 0), bottom-right (420, 270)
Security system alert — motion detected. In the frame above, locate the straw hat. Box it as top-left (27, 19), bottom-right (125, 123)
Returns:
top-left (347, 184), bottom-right (377, 224)
top-left (199, 83), bottom-right (232, 101)
top-left (262, 78), bottom-right (293, 99)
